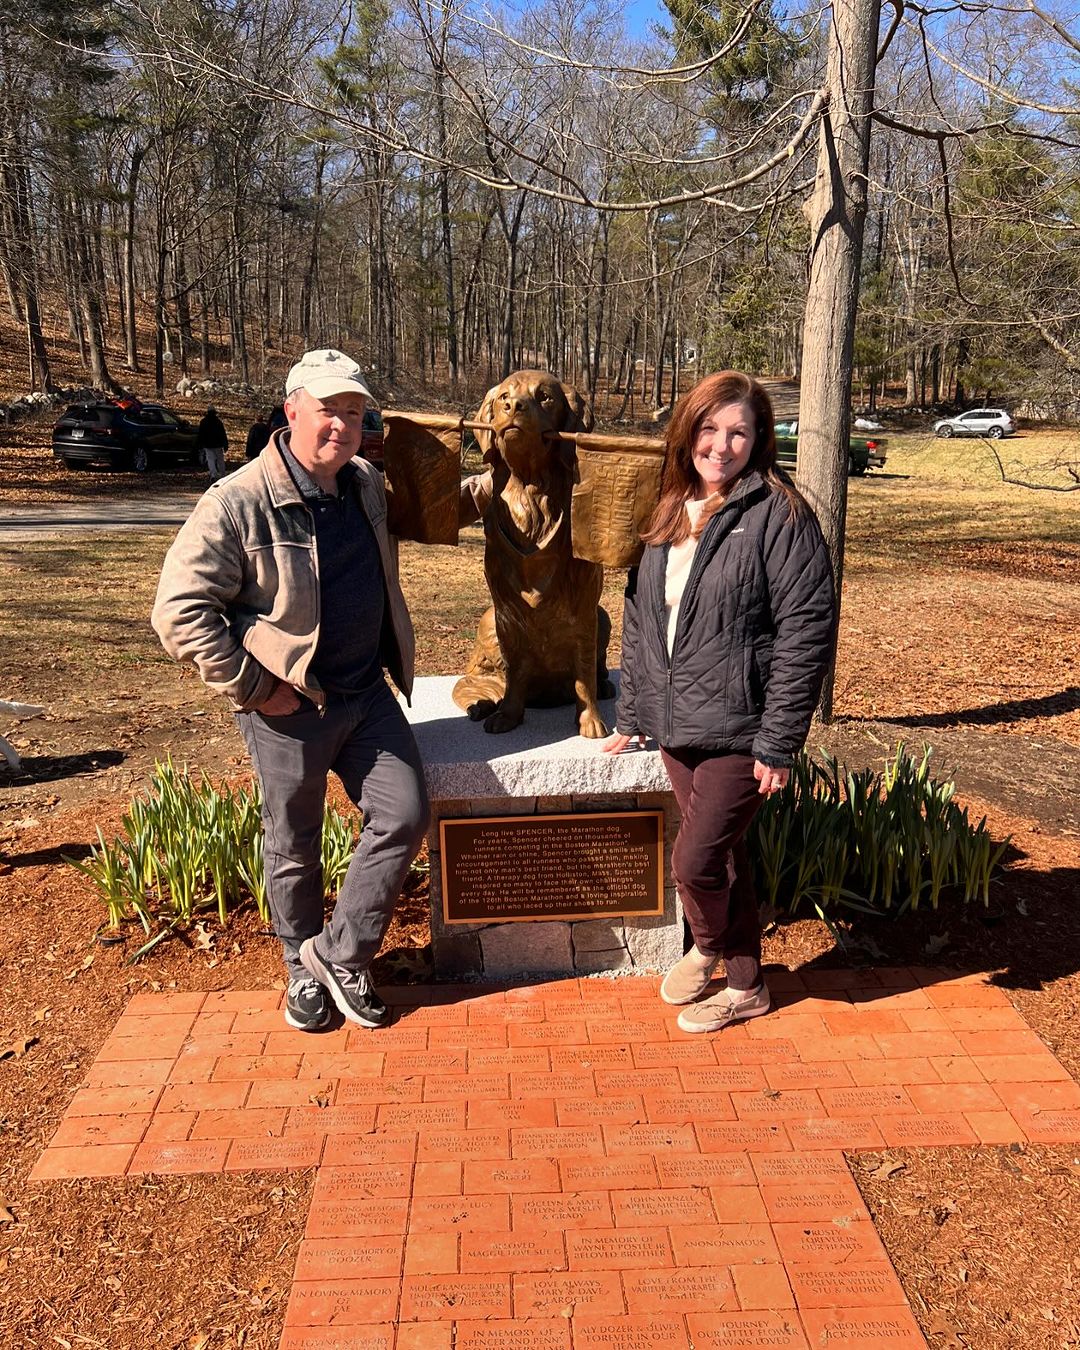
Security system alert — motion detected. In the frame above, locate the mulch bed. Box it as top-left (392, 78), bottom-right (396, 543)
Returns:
top-left (1, 787), bottom-right (1079, 1348)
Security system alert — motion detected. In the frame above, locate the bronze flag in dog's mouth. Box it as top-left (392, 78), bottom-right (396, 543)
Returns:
top-left (382, 411), bottom-right (464, 545)
top-left (382, 413), bottom-right (665, 566)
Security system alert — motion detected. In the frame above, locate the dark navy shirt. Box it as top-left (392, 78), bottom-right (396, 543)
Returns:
top-left (278, 437), bottom-right (385, 696)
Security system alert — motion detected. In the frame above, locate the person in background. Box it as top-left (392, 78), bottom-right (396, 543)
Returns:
top-left (152, 349), bottom-right (428, 1034)
top-left (268, 404), bottom-right (288, 433)
top-left (605, 370), bottom-right (835, 1033)
top-left (197, 405), bottom-right (228, 482)
top-left (245, 410), bottom-right (271, 460)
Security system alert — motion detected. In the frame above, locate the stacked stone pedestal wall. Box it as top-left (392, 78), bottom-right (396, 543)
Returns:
top-left (401, 675), bottom-right (688, 981)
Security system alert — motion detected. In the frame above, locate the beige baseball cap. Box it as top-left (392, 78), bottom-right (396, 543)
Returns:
top-left (285, 348), bottom-right (372, 401)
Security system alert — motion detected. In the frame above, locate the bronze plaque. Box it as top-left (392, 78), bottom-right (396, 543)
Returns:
top-left (440, 810), bottom-right (664, 924)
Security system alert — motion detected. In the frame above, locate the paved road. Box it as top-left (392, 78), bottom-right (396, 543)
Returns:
top-left (0, 491), bottom-right (200, 540)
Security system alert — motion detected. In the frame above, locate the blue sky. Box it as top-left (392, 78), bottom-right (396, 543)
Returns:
top-left (623, 0), bottom-right (668, 40)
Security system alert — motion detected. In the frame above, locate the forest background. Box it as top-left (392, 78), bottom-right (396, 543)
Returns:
top-left (5, 0), bottom-right (1080, 426)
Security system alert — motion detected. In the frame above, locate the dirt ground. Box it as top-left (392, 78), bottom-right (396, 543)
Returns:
top-left (1, 401), bottom-right (1079, 1347)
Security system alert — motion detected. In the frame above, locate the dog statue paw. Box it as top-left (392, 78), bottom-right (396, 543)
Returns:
top-left (483, 705), bottom-right (525, 734)
top-left (577, 708), bottom-right (609, 740)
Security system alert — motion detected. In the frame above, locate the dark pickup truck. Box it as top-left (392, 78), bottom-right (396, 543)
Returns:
top-left (773, 419), bottom-right (887, 476)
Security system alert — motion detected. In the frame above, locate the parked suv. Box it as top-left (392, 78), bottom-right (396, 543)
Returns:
top-left (360, 407), bottom-right (385, 468)
top-left (773, 419), bottom-right (887, 476)
top-left (933, 408), bottom-right (1015, 439)
top-left (52, 401), bottom-right (199, 471)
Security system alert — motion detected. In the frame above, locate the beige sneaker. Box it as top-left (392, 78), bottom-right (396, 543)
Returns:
top-left (676, 983), bottom-right (772, 1033)
top-left (660, 947), bottom-right (721, 1005)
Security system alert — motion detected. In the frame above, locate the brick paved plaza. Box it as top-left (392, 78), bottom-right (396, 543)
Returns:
top-left (30, 966), bottom-right (1080, 1349)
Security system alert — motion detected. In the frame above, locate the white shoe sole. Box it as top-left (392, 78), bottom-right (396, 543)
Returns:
top-left (676, 994), bottom-right (772, 1034)
top-left (284, 1004), bottom-right (331, 1032)
top-left (299, 937), bottom-right (387, 1029)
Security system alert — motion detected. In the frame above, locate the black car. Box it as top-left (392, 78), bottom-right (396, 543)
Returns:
top-left (360, 407), bottom-right (385, 468)
top-left (52, 401), bottom-right (199, 472)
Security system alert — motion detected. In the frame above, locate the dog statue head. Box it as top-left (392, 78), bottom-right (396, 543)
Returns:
top-left (476, 370), bottom-right (593, 480)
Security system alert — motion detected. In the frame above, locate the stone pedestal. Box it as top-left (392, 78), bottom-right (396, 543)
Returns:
top-left (403, 675), bottom-right (684, 979)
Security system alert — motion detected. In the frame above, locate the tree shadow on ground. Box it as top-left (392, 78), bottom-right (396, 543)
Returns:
top-left (0, 842), bottom-right (93, 869)
top-left (777, 858), bottom-right (1080, 999)
top-left (0, 748), bottom-right (125, 784)
top-left (845, 686), bottom-right (1080, 730)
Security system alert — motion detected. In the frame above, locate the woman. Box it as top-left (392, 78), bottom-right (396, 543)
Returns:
top-left (605, 371), bottom-right (835, 1032)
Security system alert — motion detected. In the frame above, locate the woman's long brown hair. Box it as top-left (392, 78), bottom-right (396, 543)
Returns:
top-left (641, 371), bottom-right (805, 545)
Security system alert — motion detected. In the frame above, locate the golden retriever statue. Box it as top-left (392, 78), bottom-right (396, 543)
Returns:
top-left (453, 370), bottom-right (613, 737)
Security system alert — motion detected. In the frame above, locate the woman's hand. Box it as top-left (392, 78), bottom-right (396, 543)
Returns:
top-left (754, 760), bottom-right (789, 795)
top-left (603, 732), bottom-right (647, 755)
top-left (257, 681), bottom-right (303, 716)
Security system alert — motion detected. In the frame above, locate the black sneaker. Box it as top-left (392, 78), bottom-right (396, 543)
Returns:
top-left (299, 938), bottom-right (389, 1029)
top-left (284, 976), bottom-right (331, 1031)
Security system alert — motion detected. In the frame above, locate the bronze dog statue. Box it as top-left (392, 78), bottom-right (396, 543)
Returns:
top-left (453, 370), bottom-right (613, 737)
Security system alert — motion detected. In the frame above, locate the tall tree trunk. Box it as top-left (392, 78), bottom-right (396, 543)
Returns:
top-left (796, 0), bottom-right (881, 721)
top-left (4, 157), bottom-right (52, 389)
top-left (69, 197), bottom-right (119, 392)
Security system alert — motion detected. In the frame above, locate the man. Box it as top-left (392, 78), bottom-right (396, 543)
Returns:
top-left (196, 405), bottom-right (228, 482)
top-left (152, 349), bottom-right (429, 1032)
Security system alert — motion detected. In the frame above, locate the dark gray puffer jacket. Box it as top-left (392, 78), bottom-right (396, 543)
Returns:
top-left (616, 471), bottom-right (836, 768)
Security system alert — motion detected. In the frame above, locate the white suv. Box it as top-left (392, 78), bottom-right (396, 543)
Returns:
top-left (933, 408), bottom-right (1015, 439)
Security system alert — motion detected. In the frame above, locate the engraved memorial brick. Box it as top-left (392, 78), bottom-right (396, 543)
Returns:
top-left (513, 1191), bottom-right (613, 1230)
top-left (294, 1239), bottom-right (403, 1282)
top-left (785, 1118), bottom-right (885, 1151)
top-left (469, 1100), bottom-right (556, 1130)
top-left (423, 1072), bottom-right (509, 1101)
top-left (453, 1320), bottom-right (572, 1350)
top-left (820, 1086), bottom-right (914, 1117)
top-left (647, 1092), bottom-right (735, 1124)
top-left (460, 1231), bottom-right (567, 1272)
top-left (513, 1270), bottom-right (624, 1318)
top-left (376, 1102), bottom-right (466, 1131)
top-left (571, 1313), bottom-right (690, 1349)
top-left (669, 1223), bottom-right (780, 1267)
top-left (681, 1066), bottom-right (768, 1093)
top-left (566, 1228), bottom-right (672, 1270)
top-left (788, 1263), bottom-right (905, 1308)
top-left (411, 1194), bottom-right (510, 1232)
top-left (761, 1181), bottom-right (867, 1224)
top-left (685, 1311), bottom-right (807, 1349)
top-left (399, 1274), bottom-right (511, 1321)
top-left (731, 1089), bottom-right (822, 1120)
top-left (611, 1187), bottom-right (715, 1227)
top-left (798, 1307), bottom-right (926, 1348)
top-left (602, 1124), bottom-right (698, 1154)
top-left (772, 1221), bottom-right (886, 1266)
top-left (418, 1129), bottom-right (509, 1161)
top-left (557, 1096), bottom-right (644, 1126)
top-left (305, 1197), bottom-right (410, 1238)
top-left (657, 1155), bottom-right (753, 1187)
top-left (512, 1126), bottom-right (604, 1157)
top-left (511, 1071), bottom-right (595, 1099)
top-left (465, 1159), bottom-right (561, 1193)
top-left (696, 1121), bottom-right (790, 1152)
top-left (750, 1150), bottom-right (853, 1182)
top-left (278, 1325), bottom-right (395, 1350)
top-left (560, 1157), bottom-right (657, 1191)
top-left (551, 1045), bottom-right (632, 1068)
top-left (595, 1069), bottom-right (681, 1095)
top-left (285, 1278), bottom-right (399, 1325)
top-left (622, 1266), bottom-right (736, 1312)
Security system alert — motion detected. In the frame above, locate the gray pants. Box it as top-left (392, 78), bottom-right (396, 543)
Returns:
top-left (203, 446), bottom-right (226, 481)
top-left (237, 682), bottom-right (430, 981)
